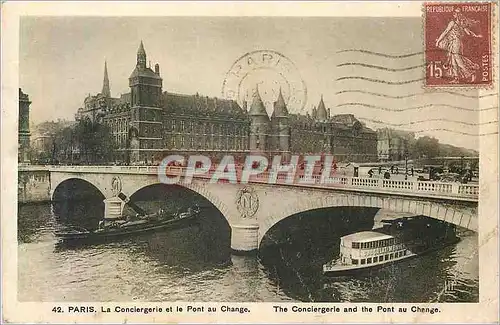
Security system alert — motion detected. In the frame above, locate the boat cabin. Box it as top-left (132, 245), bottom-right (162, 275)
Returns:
top-left (339, 231), bottom-right (408, 266)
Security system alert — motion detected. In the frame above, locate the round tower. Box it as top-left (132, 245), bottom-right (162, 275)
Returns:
top-left (248, 86), bottom-right (270, 153)
top-left (270, 88), bottom-right (290, 156)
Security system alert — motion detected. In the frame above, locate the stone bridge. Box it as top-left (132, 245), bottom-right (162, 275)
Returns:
top-left (40, 165), bottom-right (479, 252)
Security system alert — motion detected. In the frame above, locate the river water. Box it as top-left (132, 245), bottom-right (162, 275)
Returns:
top-left (18, 199), bottom-right (478, 303)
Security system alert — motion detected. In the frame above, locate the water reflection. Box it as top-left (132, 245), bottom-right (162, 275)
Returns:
top-left (18, 201), bottom-right (478, 302)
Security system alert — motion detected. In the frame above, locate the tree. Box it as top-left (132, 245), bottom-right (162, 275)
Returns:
top-left (30, 120), bottom-right (74, 164)
top-left (412, 136), bottom-right (439, 159)
top-left (52, 117), bottom-right (116, 165)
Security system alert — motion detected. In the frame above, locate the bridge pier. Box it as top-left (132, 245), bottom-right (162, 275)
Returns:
top-left (103, 197), bottom-right (124, 220)
top-left (230, 224), bottom-right (259, 253)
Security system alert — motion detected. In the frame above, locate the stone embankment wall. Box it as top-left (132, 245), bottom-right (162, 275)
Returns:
top-left (18, 170), bottom-right (51, 203)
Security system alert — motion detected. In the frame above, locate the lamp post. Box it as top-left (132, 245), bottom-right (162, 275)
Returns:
top-left (405, 154), bottom-right (408, 180)
top-left (404, 139), bottom-right (409, 180)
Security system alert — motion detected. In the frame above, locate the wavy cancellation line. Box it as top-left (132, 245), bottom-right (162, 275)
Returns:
top-left (336, 90), bottom-right (499, 99)
top-left (337, 103), bottom-right (498, 113)
top-left (358, 117), bottom-right (498, 127)
top-left (358, 122), bottom-right (497, 137)
top-left (336, 49), bottom-right (423, 59)
top-left (336, 76), bottom-right (424, 85)
top-left (336, 62), bottom-right (424, 72)
top-left (336, 48), bottom-right (480, 60)
top-left (414, 129), bottom-right (498, 137)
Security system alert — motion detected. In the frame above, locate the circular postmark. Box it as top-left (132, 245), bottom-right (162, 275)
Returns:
top-left (236, 187), bottom-right (259, 219)
top-left (111, 176), bottom-right (122, 196)
top-left (222, 50), bottom-right (307, 115)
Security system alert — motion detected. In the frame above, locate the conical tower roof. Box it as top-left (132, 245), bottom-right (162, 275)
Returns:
top-left (317, 95), bottom-right (328, 120)
top-left (271, 88), bottom-right (289, 118)
top-left (101, 60), bottom-right (111, 97)
top-left (129, 41), bottom-right (161, 79)
top-left (248, 86), bottom-right (268, 116)
top-left (137, 40), bottom-right (146, 57)
top-left (136, 40), bottom-right (147, 68)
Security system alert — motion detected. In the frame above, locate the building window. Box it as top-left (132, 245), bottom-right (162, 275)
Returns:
top-left (373, 256), bottom-right (378, 263)
top-left (360, 259), bottom-right (366, 265)
top-left (352, 242), bottom-right (360, 249)
top-left (367, 257), bottom-right (372, 264)
top-left (352, 259), bottom-right (358, 265)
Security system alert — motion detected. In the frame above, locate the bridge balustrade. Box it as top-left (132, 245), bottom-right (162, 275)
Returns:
top-left (321, 176), bottom-right (349, 185)
top-left (351, 178), bottom-right (379, 187)
top-left (382, 179), bottom-right (414, 190)
top-left (458, 184), bottom-right (479, 196)
top-left (36, 165), bottom-right (479, 199)
top-left (417, 181), bottom-right (453, 194)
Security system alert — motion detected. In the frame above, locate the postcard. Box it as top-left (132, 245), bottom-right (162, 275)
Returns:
top-left (1, 1), bottom-right (498, 323)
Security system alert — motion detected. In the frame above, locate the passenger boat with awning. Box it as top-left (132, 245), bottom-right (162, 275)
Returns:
top-left (323, 217), bottom-right (459, 276)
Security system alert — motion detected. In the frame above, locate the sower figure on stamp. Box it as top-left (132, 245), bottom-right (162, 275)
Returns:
top-left (435, 8), bottom-right (483, 83)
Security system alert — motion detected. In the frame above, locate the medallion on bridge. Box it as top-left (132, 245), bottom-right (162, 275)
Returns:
top-left (236, 187), bottom-right (259, 219)
top-left (111, 176), bottom-right (122, 197)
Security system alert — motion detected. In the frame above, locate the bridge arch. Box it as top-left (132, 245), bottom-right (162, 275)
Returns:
top-left (258, 194), bottom-right (477, 247)
top-left (123, 181), bottom-right (232, 224)
top-left (51, 177), bottom-right (106, 202)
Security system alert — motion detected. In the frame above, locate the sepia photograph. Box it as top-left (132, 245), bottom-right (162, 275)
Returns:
top-left (2, 1), bottom-right (499, 323)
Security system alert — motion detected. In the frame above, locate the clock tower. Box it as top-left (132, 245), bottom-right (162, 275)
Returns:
top-left (128, 41), bottom-right (163, 164)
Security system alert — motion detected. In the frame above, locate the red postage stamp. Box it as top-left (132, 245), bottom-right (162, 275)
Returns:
top-left (424, 2), bottom-right (492, 87)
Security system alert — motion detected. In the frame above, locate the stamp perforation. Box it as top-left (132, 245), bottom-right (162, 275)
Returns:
top-left (422, 1), bottom-right (497, 90)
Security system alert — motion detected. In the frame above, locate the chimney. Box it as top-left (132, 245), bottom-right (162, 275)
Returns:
top-left (155, 63), bottom-right (160, 75)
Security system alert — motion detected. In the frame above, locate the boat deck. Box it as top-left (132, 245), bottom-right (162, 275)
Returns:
top-left (323, 250), bottom-right (416, 274)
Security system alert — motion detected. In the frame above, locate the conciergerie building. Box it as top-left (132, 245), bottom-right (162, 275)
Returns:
top-left (76, 42), bottom-right (377, 165)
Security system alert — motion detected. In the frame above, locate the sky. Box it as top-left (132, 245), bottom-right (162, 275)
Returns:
top-left (20, 16), bottom-right (488, 150)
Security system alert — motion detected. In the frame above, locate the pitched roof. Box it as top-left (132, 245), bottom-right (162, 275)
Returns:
top-left (163, 92), bottom-right (244, 116)
top-left (331, 114), bottom-right (359, 126)
top-left (129, 66), bottom-right (162, 79)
